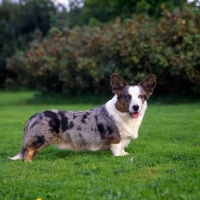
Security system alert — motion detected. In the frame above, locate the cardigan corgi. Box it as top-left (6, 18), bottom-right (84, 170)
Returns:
top-left (10, 73), bottom-right (156, 162)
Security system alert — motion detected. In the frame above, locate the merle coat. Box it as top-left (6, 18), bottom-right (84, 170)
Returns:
top-left (13, 105), bottom-right (120, 161)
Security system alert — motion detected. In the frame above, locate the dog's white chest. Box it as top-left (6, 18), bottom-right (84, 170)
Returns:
top-left (117, 116), bottom-right (142, 138)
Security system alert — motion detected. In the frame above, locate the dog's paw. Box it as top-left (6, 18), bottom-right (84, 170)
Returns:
top-left (112, 150), bottom-right (129, 156)
top-left (122, 151), bottom-right (129, 156)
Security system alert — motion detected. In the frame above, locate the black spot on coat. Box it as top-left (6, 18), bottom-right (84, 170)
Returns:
top-left (77, 126), bottom-right (81, 131)
top-left (49, 118), bottom-right (60, 133)
top-left (97, 123), bottom-right (106, 139)
top-left (43, 111), bottom-right (60, 133)
top-left (107, 126), bottom-right (113, 135)
top-left (43, 111), bottom-right (57, 119)
top-left (68, 121), bottom-right (74, 129)
top-left (57, 111), bottom-right (68, 132)
top-left (32, 135), bottom-right (46, 148)
top-left (30, 120), bottom-right (40, 129)
top-left (81, 114), bottom-right (87, 124)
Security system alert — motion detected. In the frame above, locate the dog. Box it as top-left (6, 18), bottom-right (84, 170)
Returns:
top-left (10, 73), bottom-right (156, 162)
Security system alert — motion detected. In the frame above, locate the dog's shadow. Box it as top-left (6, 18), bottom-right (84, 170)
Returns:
top-left (37, 147), bottom-right (111, 161)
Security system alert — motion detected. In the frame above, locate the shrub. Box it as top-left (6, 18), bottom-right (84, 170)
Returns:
top-left (0, 0), bottom-right (64, 88)
top-left (6, 6), bottom-right (200, 95)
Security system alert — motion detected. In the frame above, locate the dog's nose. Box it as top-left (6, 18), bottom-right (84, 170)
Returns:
top-left (132, 105), bottom-right (139, 111)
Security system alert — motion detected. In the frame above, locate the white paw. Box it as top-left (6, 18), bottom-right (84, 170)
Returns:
top-left (122, 151), bottom-right (129, 156)
top-left (110, 143), bottom-right (129, 156)
top-left (112, 150), bottom-right (129, 156)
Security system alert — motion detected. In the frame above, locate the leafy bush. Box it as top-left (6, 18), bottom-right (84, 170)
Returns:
top-left (0, 0), bottom-right (65, 88)
top-left (6, 6), bottom-right (200, 94)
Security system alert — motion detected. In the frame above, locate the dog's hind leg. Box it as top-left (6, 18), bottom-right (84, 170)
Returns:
top-left (10, 148), bottom-right (36, 162)
top-left (10, 134), bottom-right (50, 162)
top-left (24, 148), bottom-right (36, 162)
top-left (23, 143), bottom-right (49, 162)
top-left (21, 132), bottom-right (52, 161)
top-left (23, 139), bottom-right (50, 162)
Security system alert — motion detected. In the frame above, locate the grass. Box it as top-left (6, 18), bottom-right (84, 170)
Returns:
top-left (0, 91), bottom-right (200, 200)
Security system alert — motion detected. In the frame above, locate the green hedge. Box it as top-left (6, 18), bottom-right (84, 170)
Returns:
top-left (6, 6), bottom-right (200, 95)
top-left (0, 0), bottom-right (62, 88)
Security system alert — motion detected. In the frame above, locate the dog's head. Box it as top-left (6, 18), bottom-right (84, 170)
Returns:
top-left (110, 73), bottom-right (156, 118)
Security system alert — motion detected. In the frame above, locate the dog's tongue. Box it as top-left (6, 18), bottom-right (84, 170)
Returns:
top-left (131, 112), bottom-right (139, 119)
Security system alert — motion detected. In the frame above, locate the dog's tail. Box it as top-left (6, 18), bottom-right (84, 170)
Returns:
top-left (9, 150), bottom-right (24, 160)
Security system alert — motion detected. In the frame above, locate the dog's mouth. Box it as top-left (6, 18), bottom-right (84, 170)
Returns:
top-left (130, 112), bottom-right (139, 119)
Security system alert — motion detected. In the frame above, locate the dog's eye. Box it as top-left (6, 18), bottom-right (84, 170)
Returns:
top-left (138, 95), bottom-right (143, 99)
top-left (125, 95), bottom-right (131, 100)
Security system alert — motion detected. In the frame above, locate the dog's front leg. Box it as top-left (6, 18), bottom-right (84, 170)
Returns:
top-left (110, 143), bottom-right (129, 156)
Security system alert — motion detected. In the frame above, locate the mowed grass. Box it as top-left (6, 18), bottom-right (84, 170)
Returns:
top-left (0, 91), bottom-right (200, 200)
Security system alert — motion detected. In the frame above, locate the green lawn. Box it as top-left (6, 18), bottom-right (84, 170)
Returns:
top-left (0, 91), bottom-right (200, 200)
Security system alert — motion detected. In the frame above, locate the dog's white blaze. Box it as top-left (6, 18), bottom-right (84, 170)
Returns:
top-left (128, 86), bottom-right (144, 113)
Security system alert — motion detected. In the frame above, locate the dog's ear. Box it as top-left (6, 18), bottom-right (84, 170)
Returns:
top-left (110, 73), bottom-right (127, 96)
top-left (138, 74), bottom-right (156, 99)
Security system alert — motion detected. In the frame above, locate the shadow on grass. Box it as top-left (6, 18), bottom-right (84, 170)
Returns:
top-left (33, 147), bottom-right (111, 161)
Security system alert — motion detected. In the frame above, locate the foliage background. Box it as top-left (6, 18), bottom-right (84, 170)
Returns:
top-left (1, 0), bottom-right (200, 95)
